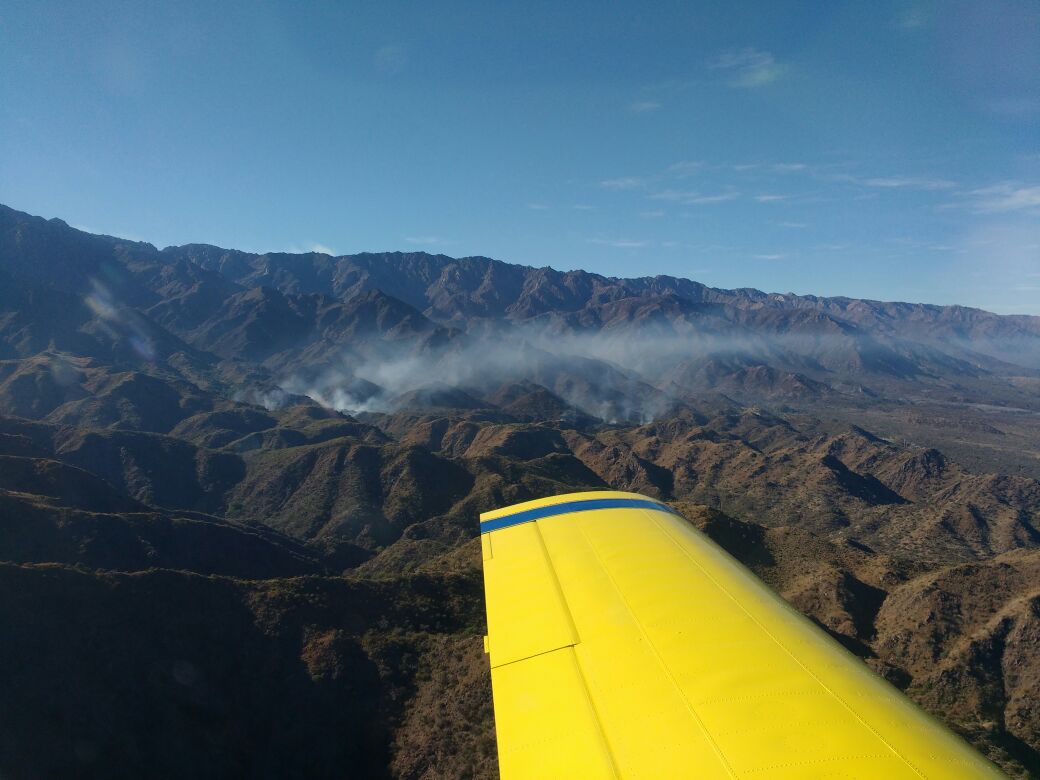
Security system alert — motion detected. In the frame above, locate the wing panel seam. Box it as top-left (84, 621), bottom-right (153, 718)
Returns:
top-left (528, 520), bottom-right (618, 776)
top-left (489, 641), bottom-right (578, 670)
top-left (532, 518), bottom-right (581, 645)
top-left (649, 510), bottom-right (930, 780)
top-left (576, 515), bottom-right (740, 780)
top-left (570, 645), bottom-right (621, 778)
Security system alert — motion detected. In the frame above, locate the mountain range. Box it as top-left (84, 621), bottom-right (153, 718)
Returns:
top-left (1, 203), bottom-right (1039, 778)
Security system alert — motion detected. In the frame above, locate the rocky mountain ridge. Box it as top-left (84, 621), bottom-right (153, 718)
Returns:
top-left (1, 203), bottom-right (1039, 777)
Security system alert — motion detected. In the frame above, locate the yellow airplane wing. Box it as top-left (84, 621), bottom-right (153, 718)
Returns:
top-left (480, 490), bottom-right (1003, 779)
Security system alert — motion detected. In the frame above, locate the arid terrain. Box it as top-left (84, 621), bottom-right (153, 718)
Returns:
top-left (1, 203), bottom-right (1039, 778)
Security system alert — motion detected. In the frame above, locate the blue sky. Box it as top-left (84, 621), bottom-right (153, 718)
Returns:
top-left (2, 1), bottom-right (1038, 313)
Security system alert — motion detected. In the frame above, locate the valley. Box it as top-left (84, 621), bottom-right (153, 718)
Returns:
top-left (1, 204), bottom-right (1039, 777)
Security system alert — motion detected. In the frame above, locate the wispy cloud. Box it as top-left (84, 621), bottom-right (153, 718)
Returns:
top-left (861, 176), bottom-right (957, 190)
top-left (772, 163), bottom-right (808, 173)
top-left (526, 203), bottom-right (549, 210)
top-left (753, 253), bottom-right (786, 260)
top-left (895, 8), bottom-right (929, 29)
top-left (966, 182), bottom-right (1040, 213)
top-left (588, 238), bottom-right (650, 249)
top-left (689, 192), bottom-right (740, 204)
top-left (666, 160), bottom-right (703, 177)
top-left (628, 100), bottom-right (661, 113)
top-left (639, 210), bottom-right (666, 218)
top-left (404, 235), bottom-right (452, 245)
top-left (708, 48), bottom-right (786, 88)
top-left (650, 189), bottom-right (739, 205)
top-left (278, 242), bottom-right (338, 255)
top-left (728, 161), bottom-right (813, 175)
top-left (601, 160), bottom-right (705, 195)
top-left (600, 176), bottom-right (648, 190)
top-left (650, 189), bottom-right (702, 202)
top-left (598, 157), bottom-right (969, 218)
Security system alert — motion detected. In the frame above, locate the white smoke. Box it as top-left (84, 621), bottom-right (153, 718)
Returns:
top-left (242, 311), bottom-right (1040, 422)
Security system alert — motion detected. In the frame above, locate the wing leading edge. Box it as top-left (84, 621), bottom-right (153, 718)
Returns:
top-left (480, 490), bottom-right (1003, 779)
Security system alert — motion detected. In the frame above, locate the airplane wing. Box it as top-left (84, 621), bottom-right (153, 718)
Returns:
top-left (479, 490), bottom-right (1002, 778)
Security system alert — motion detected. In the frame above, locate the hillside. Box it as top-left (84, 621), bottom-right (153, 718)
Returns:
top-left (1, 204), bottom-right (1039, 777)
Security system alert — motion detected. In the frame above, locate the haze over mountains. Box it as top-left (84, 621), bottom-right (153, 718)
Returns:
top-left (7, 204), bottom-right (1040, 417)
top-left (2, 203), bottom-right (1040, 777)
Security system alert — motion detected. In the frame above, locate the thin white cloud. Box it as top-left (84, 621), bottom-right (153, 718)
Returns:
top-left (649, 189), bottom-right (695, 202)
top-left (600, 176), bottom-right (647, 190)
top-left (771, 163), bottom-right (807, 173)
top-left (729, 161), bottom-right (815, 176)
top-left (689, 192), bottom-right (740, 204)
top-left (628, 100), bottom-right (661, 113)
top-left (862, 176), bottom-right (957, 190)
top-left (588, 238), bottom-right (650, 249)
top-left (404, 235), bottom-right (451, 245)
top-left (895, 8), bottom-right (929, 29)
top-left (887, 236), bottom-right (931, 248)
top-left (654, 189), bottom-right (693, 202)
top-left (753, 253), bottom-right (786, 260)
top-left (651, 189), bottom-right (739, 205)
top-left (966, 182), bottom-right (1040, 213)
top-left (755, 194), bottom-right (787, 202)
top-left (266, 242), bottom-right (338, 255)
top-left (527, 203), bottom-right (549, 210)
top-left (599, 160), bottom-right (705, 194)
top-left (708, 48), bottom-right (786, 88)
top-left (687, 242), bottom-right (734, 253)
top-left (666, 160), bottom-right (703, 177)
